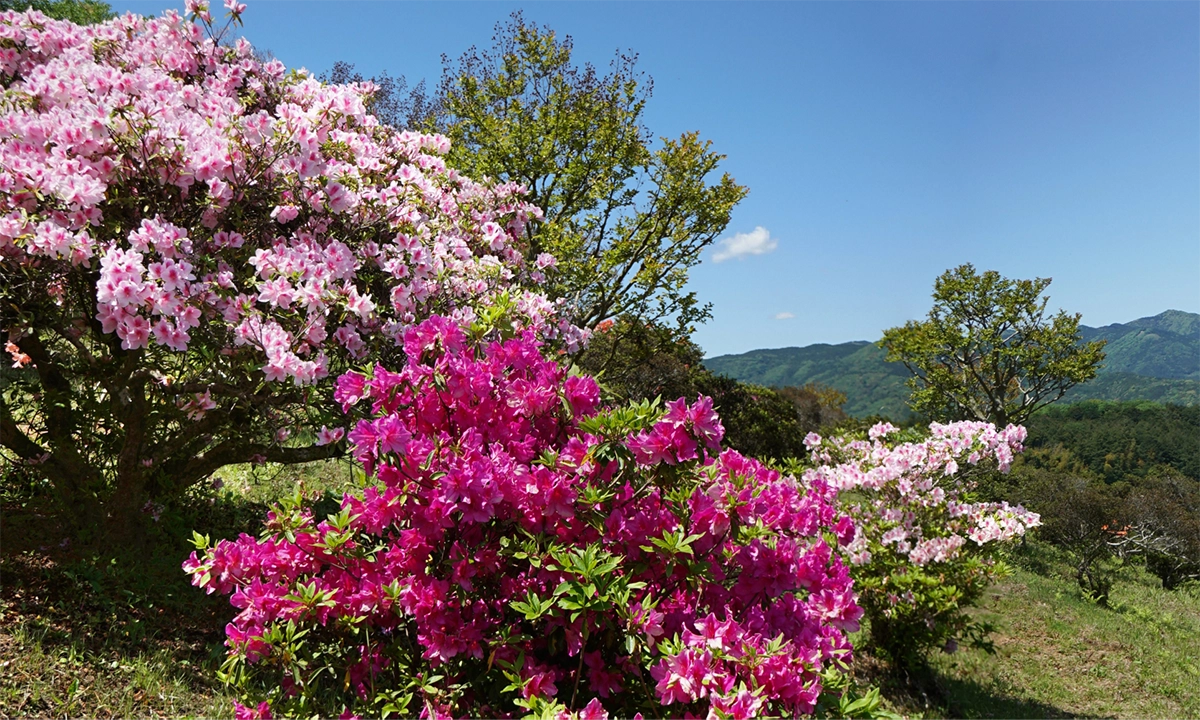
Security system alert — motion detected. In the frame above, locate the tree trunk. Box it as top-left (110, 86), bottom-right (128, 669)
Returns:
top-left (99, 482), bottom-right (151, 550)
top-left (36, 454), bottom-right (152, 550)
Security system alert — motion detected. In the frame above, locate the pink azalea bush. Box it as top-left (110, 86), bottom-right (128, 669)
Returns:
top-left (185, 315), bottom-right (863, 719)
top-left (800, 422), bottom-right (1041, 659)
top-left (0, 2), bottom-right (579, 534)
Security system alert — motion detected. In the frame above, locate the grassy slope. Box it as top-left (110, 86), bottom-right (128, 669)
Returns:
top-left (896, 553), bottom-right (1200, 719)
top-left (0, 578), bottom-right (235, 719)
top-left (0, 544), bottom-right (236, 719)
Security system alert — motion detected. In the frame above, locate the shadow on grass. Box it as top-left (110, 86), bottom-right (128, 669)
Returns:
top-left (0, 486), bottom-right (278, 718)
top-left (934, 671), bottom-right (1090, 719)
top-left (853, 652), bottom-right (1087, 720)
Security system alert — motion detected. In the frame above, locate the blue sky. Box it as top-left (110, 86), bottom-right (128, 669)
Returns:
top-left (112, 1), bottom-right (1200, 357)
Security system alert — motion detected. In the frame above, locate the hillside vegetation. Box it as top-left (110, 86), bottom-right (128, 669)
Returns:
top-left (1080, 309), bottom-right (1200, 379)
top-left (704, 310), bottom-right (1200, 417)
top-left (909, 551), bottom-right (1200, 719)
top-left (1022, 401), bottom-right (1200, 482)
top-left (703, 342), bottom-right (912, 418)
top-left (1, 4), bottom-right (1196, 718)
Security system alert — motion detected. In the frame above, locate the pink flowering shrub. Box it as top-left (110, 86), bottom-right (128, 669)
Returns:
top-left (185, 316), bottom-right (863, 719)
top-left (799, 422), bottom-right (1041, 660)
top-left (0, 3), bottom-right (578, 537)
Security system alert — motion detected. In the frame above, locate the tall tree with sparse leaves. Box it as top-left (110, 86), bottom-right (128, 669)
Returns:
top-left (332, 14), bottom-right (747, 368)
top-left (880, 264), bottom-right (1106, 426)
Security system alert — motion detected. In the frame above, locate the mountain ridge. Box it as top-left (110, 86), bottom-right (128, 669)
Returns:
top-left (703, 310), bottom-right (1200, 417)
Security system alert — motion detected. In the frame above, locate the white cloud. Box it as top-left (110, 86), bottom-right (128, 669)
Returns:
top-left (774, 312), bottom-right (795, 320)
top-left (712, 226), bottom-right (778, 263)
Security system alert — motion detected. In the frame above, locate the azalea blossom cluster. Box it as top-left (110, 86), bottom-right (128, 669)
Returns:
top-left (803, 421), bottom-right (1039, 569)
top-left (801, 421), bottom-right (1040, 656)
top-left (0, 2), bottom-right (588, 523)
top-left (185, 317), bottom-right (862, 719)
top-left (0, 3), bottom-right (578, 385)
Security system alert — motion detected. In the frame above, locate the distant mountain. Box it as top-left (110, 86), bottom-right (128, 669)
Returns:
top-left (703, 310), bottom-right (1200, 418)
top-left (1060, 372), bottom-right (1198, 406)
top-left (1079, 309), bottom-right (1199, 380)
top-left (703, 342), bottom-right (911, 418)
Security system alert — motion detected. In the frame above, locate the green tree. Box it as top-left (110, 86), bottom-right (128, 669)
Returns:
top-left (429, 14), bottom-right (747, 337)
top-left (0, 0), bottom-right (112, 24)
top-left (576, 320), bottom-right (831, 461)
top-left (576, 317), bottom-right (704, 406)
top-left (775, 383), bottom-right (848, 431)
top-left (691, 374), bottom-right (813, 461)
top-left (880, 264), bottom-right (1106, 426)
top-left (330, 14), bottom-right (747, 368)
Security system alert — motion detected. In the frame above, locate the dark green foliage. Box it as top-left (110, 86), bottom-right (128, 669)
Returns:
top-left (997, 402), bottom-right (1200, 592)
top-left (575, 318), bottom-right (705, 408)
top-left (1013, 469), bottom-right (1200, 595)
top-left (1121, 475), bottom-right (1200, 589)
top-left (577, 317), bottom-right (841, 460)
top-left (0, 0), bottom-right (113, 24)
top-left (1018, 472), bottom-right (1122, 604)
top-left (1023, 401), bottom-right (1200, 482)
top-left (774, 383), bottom-right (848, 432)
top-left (691, 374), bottom-right (811, 461)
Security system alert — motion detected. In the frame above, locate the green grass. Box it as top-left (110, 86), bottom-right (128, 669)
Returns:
top-left (0, 621), bottom-right (233, 719)
top-left (0, 457), bottom-right (359, 720)
top-left (0, 544), bottom-right (238, 719)
top-left (209, 456), bottom-right (361, 506)
top-left (902, 546), bottom-right (1200, 719)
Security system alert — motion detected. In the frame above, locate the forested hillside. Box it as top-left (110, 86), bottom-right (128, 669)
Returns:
top-left (700, 341), bottom-right (911, 417)
top-left (705, 310), bottom-right (1200, 417)
top-left (1022, 401), bottom-right (1200, 482)
top-left (1080, 309), bottom-right (1199, 379)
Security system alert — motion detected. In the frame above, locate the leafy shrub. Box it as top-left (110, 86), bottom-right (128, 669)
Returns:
top-left (185, 316), bottom-right (863, 719)
top-left (691, 373), bottom-right (813, 461)
top-left (576, 317), bottom-right (820, 460)
top-left (1122, 475), bottom-right (1200, 588)
top-left (774, 384), bottom-right (849, 435)
top-left (1007, 467), bottom-right (1199, 595)
top-left (1026, 474), bottom-right (1122, 604)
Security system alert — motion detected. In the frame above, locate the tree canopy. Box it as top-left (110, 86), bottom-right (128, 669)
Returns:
top-left (880, 264), bottom-right (1106, 426)
top-left (328, 13), bottom-right (747, 360)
